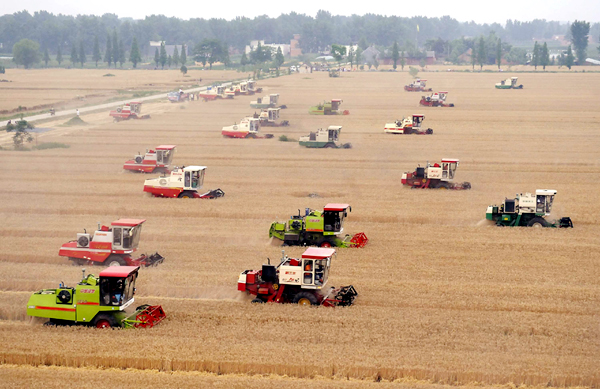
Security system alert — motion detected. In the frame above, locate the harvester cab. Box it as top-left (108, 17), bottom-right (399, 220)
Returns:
top-left (143, 166), bottom-right (225, 199)
top-left (123, 145), bottom-right (176, 173)
top-left (238, 248), bottom-right (358, 306)
top-left (401, 158), bottom-right (471, 189)
top-left (329, 68), bottom-right (340, 77)
top-left (486, 189), bottom-right (573, 228)
top-left (27, 266), bottom-right (166, 328)
top-left (269, 203), bottom-right (368, 248)
top-left (247, 80), bottom-right (262, 94)
top-left (239, 81), bottom-right (248, 94)
top-left (59, 219), bottom-right (165, 267)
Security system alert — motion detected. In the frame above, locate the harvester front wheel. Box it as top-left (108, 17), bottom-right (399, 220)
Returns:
top-left (318, 240), bottom-right (334, 248)
top-left (528, 217), bottom-right (548, 228)
top-left (251, 298), bottom-right (265, 304)
top-left (105, 255), bottom-right (126, 267)
top-left (178, 191), bottom-right (194, 199)
top-left (293, 292), bottom-right (318, 306)
top-left (92, 314), bottom-right (118, 328)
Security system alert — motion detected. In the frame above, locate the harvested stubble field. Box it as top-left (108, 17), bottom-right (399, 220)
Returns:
top-left (0, 69), bottom-right (599, 388)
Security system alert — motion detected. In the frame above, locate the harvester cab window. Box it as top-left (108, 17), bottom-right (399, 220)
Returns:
top-left (448, 162), bottom-right (457, 179)
top-left (314, 259), bottom-right (326, 286)
top-left (185, 171), bottom-right (191, 187)
top-left (157, 151), bottom-right (164, 163)
top-left (442, 163), bottom-right (449, 178)
top-left (536, 195), bottom-right (546, 213)
top-left (303, 260), bottom-right (314, 285)
top-left (113, 228), bottom-right (122, 246)
top-left (130, 225), bottom-right (142, 249)
top-left (328, 129), bottom-right (338, 141)
top-left (122, 227), bottom-right (132, 249)
top-left (413, 116), bottom-right (422, 127)
top-left (332, 100), bottom-right (340, 111)
top-left (323, 211), bottom-right (341, 232)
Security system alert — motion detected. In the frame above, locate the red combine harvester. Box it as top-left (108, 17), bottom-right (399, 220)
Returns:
top-left (109, 102), bottom-right (151, 122)
top-left (123, 145), bottom-right (176, 173)
top-left (419, 91), bottom-right (455, 107)
top-left (59, 219), bottom-right (164, 266)
top-left (238, 248), bottom-right (358, 306)
top-left (404, 79), bottom-right (432, 92)
top-left (143, 166), bottom-right (225, 199)
top-left (401, 158), bottom-right (471, 189)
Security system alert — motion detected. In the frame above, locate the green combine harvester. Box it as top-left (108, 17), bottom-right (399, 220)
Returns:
top-left (27, 266), bottom-right (166, 328)
top-left (486, 189), bottom-right (573, 228)
top-left (269, 203), bottom-right (368, 247)
top-left (308, 99), bottom-right (349, 115)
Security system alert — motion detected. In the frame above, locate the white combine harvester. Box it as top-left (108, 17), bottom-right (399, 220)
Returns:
top-left (221, 117), bottom-right (273, 139)
top-left (384, 114), bottom-right (433, 135)
top-left (143, 166), bottom-right (224, 199)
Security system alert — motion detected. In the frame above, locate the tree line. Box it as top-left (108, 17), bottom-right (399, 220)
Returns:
top-left (2, 10), bottom-right (598, 56)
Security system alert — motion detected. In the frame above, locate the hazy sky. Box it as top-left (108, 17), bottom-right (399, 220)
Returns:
top-left (4, 0), bottom-right (599, 24)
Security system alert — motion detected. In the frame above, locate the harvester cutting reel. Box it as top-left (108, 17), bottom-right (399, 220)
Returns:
top-left (321, 285), bottom-right (358, 307)
top-left (122, 304), bottom-right (166, 328)
top-left (198, 188), bottom-right (225, 199)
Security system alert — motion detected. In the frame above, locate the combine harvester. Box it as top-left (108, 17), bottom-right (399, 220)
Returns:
top-left (247, 80), bottom-right (262, 94)
top-left (199, 85), bottom-right (229, 101)
top-left (269, 204), bottom-right (368, 248)
top-left (404, 79), bottom-right (432, 92)
top-left (222, 117), bottom-right (273, 139)
top-left (299, 126), bottom-right (351, 148)
top-left (250, 94), bottom-right (280, 109)
top-left (308, 99), bottom-right (349, 115)
top-left (59, 219), bottom-right (164, 267)
top-left (401, 159), bottom-right (471, 189)
top-left (329, 68), bottom-right (340, 77)
top-left (27, 266), bottom-right (166, 328)
top-left (384, 114), bottom-right (433, 135)
top-left (253, 108), bottom-right (289, 127)
top-left (123, 145), bottom-right (176, 173)
top-left (419, 92), bottom-right (455, 107)
top-left (238, 248), bottom-right (358, 306)
top-left (167, 91), bottom-right (190, 103)
top-left (109, 102), bottom-right (150, 122)
top-left (495, 77), bottom-right (523, 89)
top-left (143, 166), bottom-right (224, 199)
top-left (486, 189), bottom-right (573, 228)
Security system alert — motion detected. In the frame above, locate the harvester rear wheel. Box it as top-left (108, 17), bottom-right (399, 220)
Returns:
top-left (318, 240), bottom-right (334, 248)
top-left (105, 255), bottom-right (126, 267)
top-left (251, 298), bottom-right (265, 304)
top-left (92, 313), bottom-right (117, 328)
top-left (293, 292), bottom-right (318, 306)
top-left (528, 217), bottom-right (548, 228)
top-left (178, 191), bottom-right (194, 199)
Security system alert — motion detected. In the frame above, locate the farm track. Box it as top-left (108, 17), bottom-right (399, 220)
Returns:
top-left (0, 69), bottom-right (599, 387)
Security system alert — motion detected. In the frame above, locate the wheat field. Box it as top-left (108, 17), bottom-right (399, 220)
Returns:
top-left (0, 68), bottom-right (599, 388)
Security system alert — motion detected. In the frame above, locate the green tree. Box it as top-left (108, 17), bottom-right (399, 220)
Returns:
top-left (167, 54), bottom-right (172, 68)
top-left (129, 37), bottom-right (142, 68)
top-left (172, 45), bottom-right (179, 65)
top-left (249, 41), bottom-right (271, 64)
top-left (274, 46), bottom-right (285, 68)
top-left (194, 38), bottom-right (227, 69)
top-left (92, 36), bottom-right (101, 67)
top-left (180, 64), bottom-right (187, 75)
top-left (70, 45), bottom-right (78, 66)
top-left (391, 41), bottom-right (400, 70)
top-left (112, 29), bottom-right (119, 68)
top-left (496, 38), bottom-right (502, 69)
top-left (56, 45), bottom-right (62, 66)
top-left (118, 40), bottom-right (125, 67)
top-left (5, 118), bottom-right (34, 149)
top-left (358, 36), bottom-right (368, 50)
top-left (541, 42), bottom-right (549, 70)
top-left (347, 47), bottom-right (354, 69)
top-left (532, 41), bottom-right (540, 70)
top-left (12, 39), bottom-right (41, 69)
top-left (180, 45), bottom-right (186, 65)
top-left (565, 45), bottom-right (574, 69)
top-left (79, 41), bottom-right (86, 67)
top-left (470, 46), bottom-right (476, 70)
top-left (331, 44), bottom-right (347, 67)
top-left (570, 20), bottom-right (590, 65)
top-left (355, 47), bottom-right (362, 68)
top-left (104, 36), bottom-right (112, 67)
top-left (159, 42), bottom-right (167, 69)
top-left (154, 47), bottom-right (159, 67)
top-left (477, 36), bottom-right (486, 70)
top-left (400, 49), bottom-right (406, 70)
top-left (240, 52), bottom-right (249, 67)
top-left (43, 48), bottom-right (50, 67)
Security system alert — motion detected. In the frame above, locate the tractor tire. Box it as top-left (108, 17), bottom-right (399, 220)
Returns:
top-left (324, 143), bottom-right (335, 148)
top-left (527, 217), bottom-right (548, 228)
top-left (318, 239), bottom-right (335, 248)
top-left (105, 255), bottom-right (126, 267)
top-left (92, 313), bottom-right (118, 329)
top-left (251, 298), bottom-right (265, 304)
top-left (292, 292), bottom-right (319, 306)
top-left (178, 191), bottom-right (195, 199)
